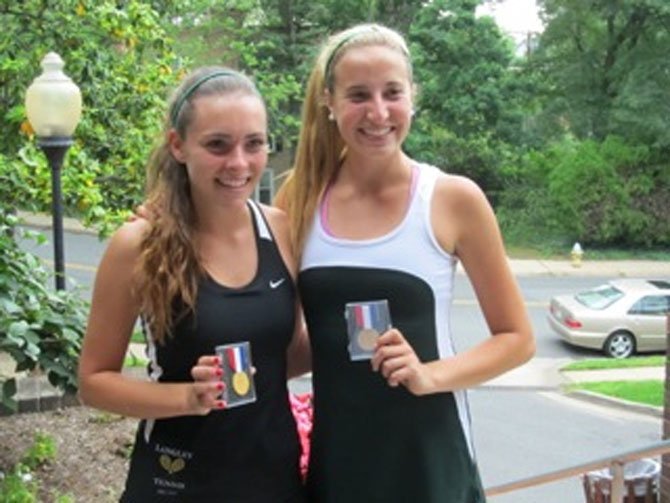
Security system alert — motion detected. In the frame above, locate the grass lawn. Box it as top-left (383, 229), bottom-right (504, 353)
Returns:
top-left (562, 356), bottom-right (665, 371)
top-left (562, 356), bottom-right (665, 407)
top-left (571, 380), bottom-right (663, 407)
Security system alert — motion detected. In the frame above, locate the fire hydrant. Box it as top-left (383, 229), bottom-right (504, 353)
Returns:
top-left (571, 242), bottom-right (583, 268)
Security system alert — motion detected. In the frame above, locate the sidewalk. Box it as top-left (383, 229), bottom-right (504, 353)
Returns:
top-left (481, 358), bottom-right (666, 417)
top-left (482, 356), bottom-right (665, 390)
top-left (16, 210), bottom-right (670, 278)
top-left (505, 257), bottom-right (670, 278)
top-left (17, 210), bottom-right (90, 235)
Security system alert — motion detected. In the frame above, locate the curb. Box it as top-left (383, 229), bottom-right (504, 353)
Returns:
top-left (0, 370), bottom-right (81, 417)
top-left (16, 210), bottom-right (96, 236)
top-left (0, 367), bottom-right (145, 417)
top-left (0, 392), bottom-right (80, 417)
top-left (559, 367), bottom-right (665, 418)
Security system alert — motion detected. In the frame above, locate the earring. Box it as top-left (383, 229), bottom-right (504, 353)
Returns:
top-left (328, 110), bottom-right (335, 121)
top-left (410, 109), bottom-right (416, 117)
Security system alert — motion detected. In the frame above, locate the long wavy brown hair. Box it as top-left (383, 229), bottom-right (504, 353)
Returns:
top-left (275, 23), bottom-right (412, 261)
top-left (134, 67), bottom-right (264, 344)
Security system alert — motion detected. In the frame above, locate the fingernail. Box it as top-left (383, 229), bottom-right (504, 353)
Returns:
top-left (217, 401), bottom-right (226, 409)
top-left (215, 368), bottom-right (223, 377)
top-left (216, 382), bottom-right (224, 391)
top-left (214, 357), bottom-right (221, 365)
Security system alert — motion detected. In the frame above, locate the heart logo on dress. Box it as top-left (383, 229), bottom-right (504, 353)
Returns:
top-left (159, 454), bottom-right (186, 474)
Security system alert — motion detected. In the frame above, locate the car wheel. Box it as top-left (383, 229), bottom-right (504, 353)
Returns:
top-left (603, 331), bottom-right (635, 359)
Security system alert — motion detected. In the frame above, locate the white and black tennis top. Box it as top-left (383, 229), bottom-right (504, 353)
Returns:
top-left (299, 163), bottom-right (485, 503)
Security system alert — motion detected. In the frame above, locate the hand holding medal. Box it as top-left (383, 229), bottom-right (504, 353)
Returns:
top-left (215, 341), bottom-right (257, 408)
top-left (344, 300), bottom-right (392, 361)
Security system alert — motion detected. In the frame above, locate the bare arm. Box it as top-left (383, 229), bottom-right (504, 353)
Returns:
top-left (261, 204), bottom-right (312, 378)
top-left (373, 175), bottom-right (535, 394)
top-left (286, 309), bottom-right (311, 379)
top-left (77, 221), bottom-right (222, 419)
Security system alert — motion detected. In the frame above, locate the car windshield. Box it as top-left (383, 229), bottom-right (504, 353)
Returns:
top-left (575, 285), bottom-right (624, 309)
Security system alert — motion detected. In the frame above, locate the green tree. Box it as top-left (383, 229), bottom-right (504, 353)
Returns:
top-left (406, 0), bottom-right (522, 195)
top-left (534, 0), bottom-right (670, 146)
top-left (169, 0), bottom-right (426, 155)
top-left (411, 0), bottom-right (515, 137)
top-left (169, 0), bottom-right (317, 151)
top-left (0, 0), bottom-right (182, 232)
top-left (255, 0), bottom-right (426, 148)
top-left (309, 0), bottom-right (424, 33)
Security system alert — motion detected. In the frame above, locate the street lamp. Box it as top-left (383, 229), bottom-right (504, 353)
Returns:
top-left (25, 52), bottom-right (82, 291)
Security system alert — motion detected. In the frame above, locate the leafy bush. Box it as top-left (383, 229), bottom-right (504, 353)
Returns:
top-left (547, 137), bottom-right (635, 243)
top-left (498, 136), bottom-right (670, 248)
top-left (22, 433), bottom-right (57, 470)
top-left (0, 212), bottom-right (88, 412)
top-left (497, 144), bottom-right (567, 248)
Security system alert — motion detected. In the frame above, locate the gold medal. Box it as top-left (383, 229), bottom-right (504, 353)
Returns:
top-left (232, 371), bottom-right (250, 396)
top-left (357, 328), bottom-right (379, 351)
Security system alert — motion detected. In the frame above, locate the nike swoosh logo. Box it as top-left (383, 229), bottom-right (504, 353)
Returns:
top-left (269, 278), bottom-right (286, 289)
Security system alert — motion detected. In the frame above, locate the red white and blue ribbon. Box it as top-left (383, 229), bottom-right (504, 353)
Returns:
top-left (353, 303), bottom-right (382, 329)
top-left (227, 345), bottom-right (248, 373)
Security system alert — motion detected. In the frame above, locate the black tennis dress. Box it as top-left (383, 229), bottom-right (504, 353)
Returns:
top-left (299, 164), bottom-right (486, 502)
top-left (121, 200), bottom-right (304, 502)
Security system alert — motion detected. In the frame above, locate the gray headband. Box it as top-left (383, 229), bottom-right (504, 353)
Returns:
top-left (170, 70), bottom-right (236, 127)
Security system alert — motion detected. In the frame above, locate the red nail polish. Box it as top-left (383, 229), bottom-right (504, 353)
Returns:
top-left (217, 401), bottom-right (226, 409)
top-left (216, 382), bottom-right (224, 391)
top-left (215, 368), bottom-right (223, 377)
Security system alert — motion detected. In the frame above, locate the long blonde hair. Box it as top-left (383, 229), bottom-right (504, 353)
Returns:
top-left (276, 24), bottom-right (412, 259)
top-left (135, 67), bottom-right (264, 343)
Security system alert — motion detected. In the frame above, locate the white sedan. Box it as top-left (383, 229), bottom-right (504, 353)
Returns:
top-left (547, 278), bottom-right (670, 358)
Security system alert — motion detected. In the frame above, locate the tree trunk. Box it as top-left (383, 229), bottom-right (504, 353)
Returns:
top-left (661, 313), bottom-right (670, 502)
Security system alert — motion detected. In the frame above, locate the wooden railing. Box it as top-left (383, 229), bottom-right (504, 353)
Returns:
top-left (485, 439), bottom-right (670, 501)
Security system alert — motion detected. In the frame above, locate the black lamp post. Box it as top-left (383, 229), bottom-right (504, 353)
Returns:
top-left (25, 52), bottom-right (82, 291)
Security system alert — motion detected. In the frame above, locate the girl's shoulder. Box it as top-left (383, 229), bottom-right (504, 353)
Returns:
top-left (104, 219), bottom-right (150, 262)
top-left (256, 202), bottom-right (296, 275)
top-left (416, 163), bottom-right (487, 209)
top-left (257, 202), bottom-right (287, 220)
top-left (256, 202), bottom-right (289, 234)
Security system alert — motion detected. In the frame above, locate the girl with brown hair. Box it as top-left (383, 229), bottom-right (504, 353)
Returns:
top-left (78, 67), bottom-right (308, 502)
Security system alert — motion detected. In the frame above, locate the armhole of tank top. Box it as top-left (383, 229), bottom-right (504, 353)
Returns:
top-left (421, 165), bottom-right (457, 262)
top-left (247, 199), bottom-right (273, 242)
top-left (246, 199), bottom-right (294, 279)
top-left (318, 182), bottom-right (333, 236)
